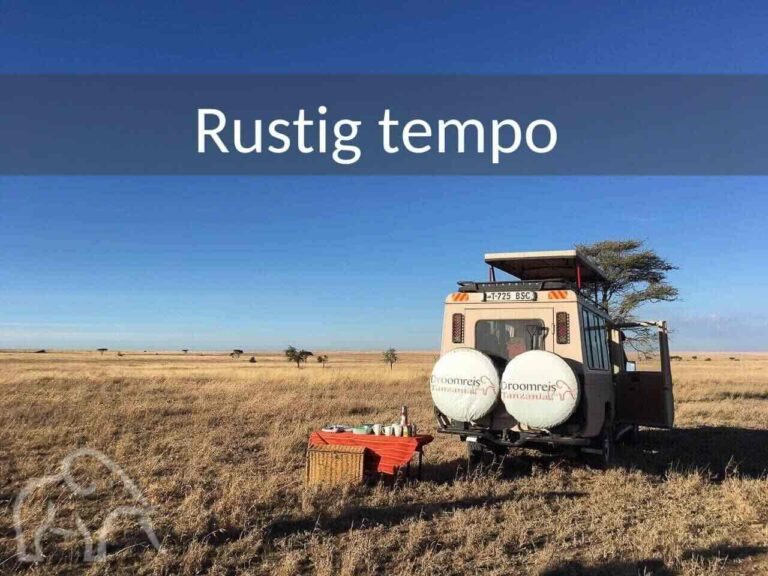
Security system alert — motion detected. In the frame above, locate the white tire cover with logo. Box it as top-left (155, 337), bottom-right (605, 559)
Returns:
top-left (501, 350), bottom-right (580, 428)
top-left (430, 348), bottom-right (500, 422)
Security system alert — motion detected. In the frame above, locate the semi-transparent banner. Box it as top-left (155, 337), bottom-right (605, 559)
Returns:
top-left (1, 75), bottom-right (765, 174)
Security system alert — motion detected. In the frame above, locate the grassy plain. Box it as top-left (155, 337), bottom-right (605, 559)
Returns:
top-left (1, 351), bottom-right (767, 575)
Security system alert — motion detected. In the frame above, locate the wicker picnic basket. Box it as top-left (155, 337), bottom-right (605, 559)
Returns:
top-left (306, 444), bottom-right (367, 485)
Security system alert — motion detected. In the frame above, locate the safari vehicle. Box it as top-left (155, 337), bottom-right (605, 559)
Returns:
top-left (430, 250), bottom-right (674, 466)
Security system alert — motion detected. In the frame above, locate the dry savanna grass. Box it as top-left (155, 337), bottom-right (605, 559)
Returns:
top-left (1, 350), bottom-right (767, 575)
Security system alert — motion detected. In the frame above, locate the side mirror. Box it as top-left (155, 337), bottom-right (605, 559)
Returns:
top-left (625, 361), bottom-right (637, 372)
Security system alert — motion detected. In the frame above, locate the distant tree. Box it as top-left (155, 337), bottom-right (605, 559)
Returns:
top-left (382, 348), bottom-right (398, 370)
top-left (97, 348), bottom-right (108, 355)
top-left (249, 356), bottom-right (257, 363)
top-left (317, 354), bottom-right (329, 368)
top-left (182, 349), bottom-right (189, 354)
top-left (231, 349), bottom-right (244, 358)
top-left (285, 345), bottom-right (313, 368)
top-left (117, 351), bottom-right (124, 357)
top-left (577, 240), bottom-right (678, 352)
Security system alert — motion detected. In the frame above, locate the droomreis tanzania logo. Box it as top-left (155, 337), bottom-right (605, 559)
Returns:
top-left (501, 379), bottom-right (576, 401)
top-left (552, 379), bottom-right (577, 401)
top-left (430, 374), bottom-right (498, 395)
top-left (13, 448), bottom-right (162, 563)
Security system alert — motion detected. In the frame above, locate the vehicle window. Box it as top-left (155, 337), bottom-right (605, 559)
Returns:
top-left (591, 314), bottom-right (602, 367)
top-left (581, 309), bottom-right (594, 368)
top-left (582, 309), bottom-right (610, 370)
top-left (475, 319), bottom-right (547, 363)
top-left (597, 316), bottom-right (610, 368)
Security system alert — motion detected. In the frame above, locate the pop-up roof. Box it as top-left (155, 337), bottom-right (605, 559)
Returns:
top-left (484, 250), bottom-right (607, 283)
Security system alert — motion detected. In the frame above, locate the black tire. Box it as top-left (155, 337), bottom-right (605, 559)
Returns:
top-left (595, 422), bottom-right (616, 470)
top-left (616, 424), bottom-right (640, 445)
top-left (467, 441), bottom-right (504, 470)
top-left (467, 441), bottom-right (487, 468)
top-left (599, 423), bottom-right (615, 468)
top-left (585, 421), bottom-right (615, 469)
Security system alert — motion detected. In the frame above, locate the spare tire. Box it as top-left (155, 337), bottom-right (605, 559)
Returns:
top-left (430, 348), bottom-right (500, 422)
top-left (500, 350), bottom-right (580, 428)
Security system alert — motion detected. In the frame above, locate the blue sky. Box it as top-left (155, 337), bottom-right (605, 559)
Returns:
top-left (1, 2), bottom-right (767, 351)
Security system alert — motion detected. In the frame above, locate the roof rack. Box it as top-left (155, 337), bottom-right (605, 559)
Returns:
top-left (484, 249), bottom-right (607, 287)
top-left (457, 279), bottom-right (575, 293)
top-left (451, 250), bottom-right (611, 308)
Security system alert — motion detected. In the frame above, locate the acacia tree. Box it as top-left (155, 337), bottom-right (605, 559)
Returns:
top-left (577, 240), bottom-right (678, 351)
top-left (231, 349), bottom-right (244, 358)
top-left (285, 345), bottom-right (313, 368)
top-left (97, 348), bottom-right (108, 355)
top-left (382, 348), bottom-right (398, 370)
top-left (316, 354), bottom-right (329, 368)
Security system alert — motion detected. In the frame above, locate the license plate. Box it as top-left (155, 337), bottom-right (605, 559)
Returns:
top-left (484, 291), bottom-right (537, 302)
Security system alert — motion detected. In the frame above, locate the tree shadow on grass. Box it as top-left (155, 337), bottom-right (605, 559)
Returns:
top-left (617, 426), bottom-right (768, 480)
top-left (265, 489), bottom-right (585, 541)
top-left (540, 544), bottom-right (767, 576)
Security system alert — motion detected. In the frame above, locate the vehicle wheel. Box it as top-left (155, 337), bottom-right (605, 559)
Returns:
top-left (616, 424), bottom-right (640, 445)
top-left (467, 441), bottom-right (487, 468)
top-left (467, 441), bottom-right (503, 470)
top-left (600, 424), bottom-right (615, 468)
top-left (585, 423), bottom-right (615, 469)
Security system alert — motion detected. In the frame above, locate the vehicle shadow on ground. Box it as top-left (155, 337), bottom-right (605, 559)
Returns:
top-left (539, 544), bottom-right (767, 575)
top-left (419, 456), bottom-right (474, 482)
top-left (424, 426), bottom-right (768, 481)
top-left (617, 425), bottom-right (768, 479)
top-left (265, 488), bottom-right (585, 541)
top-left (420, 455), bottom-right (541, 483)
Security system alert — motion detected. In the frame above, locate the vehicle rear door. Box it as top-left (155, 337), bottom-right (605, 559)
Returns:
top-left (466, 307), bottom-right (555, 363)
top-left (614, 323), bottom-right (674, 428)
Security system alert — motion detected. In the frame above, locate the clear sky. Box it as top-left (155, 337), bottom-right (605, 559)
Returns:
top-left (1, 2), bottom-right (767, 351)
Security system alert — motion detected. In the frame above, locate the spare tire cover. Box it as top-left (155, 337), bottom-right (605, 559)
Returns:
top-left (430, 348), bottom-right (500, 422)
top-left (500, 350), bottom-right (580, 428)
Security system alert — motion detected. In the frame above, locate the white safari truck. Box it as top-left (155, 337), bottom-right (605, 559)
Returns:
top-left (430, 250), bottom-right (674, 466)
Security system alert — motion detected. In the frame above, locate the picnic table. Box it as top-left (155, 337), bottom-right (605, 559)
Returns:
top-left (308, 431), bottom-right (434, 478)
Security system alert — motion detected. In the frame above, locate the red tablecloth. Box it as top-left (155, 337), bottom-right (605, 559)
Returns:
top-left (308, 431), bottom-right (434, 475)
